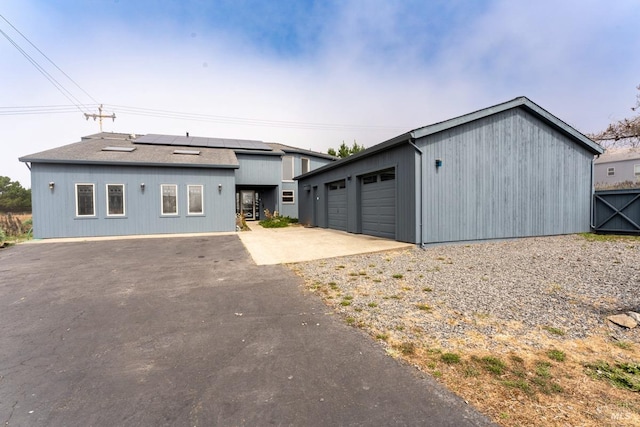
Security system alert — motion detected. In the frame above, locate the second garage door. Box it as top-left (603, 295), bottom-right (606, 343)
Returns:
top-left (361, 169), bottom-right (396, 239)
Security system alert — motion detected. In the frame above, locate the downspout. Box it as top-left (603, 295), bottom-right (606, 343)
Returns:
top-left (590, 155), bottom-right (598, 230)
top-left (408, 138), bottom-right (424, 248)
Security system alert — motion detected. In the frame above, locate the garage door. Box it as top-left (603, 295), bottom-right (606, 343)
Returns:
top-left (361, 169), bottom-right (396, 239)
top-left (327, 179), bottom-right (347, 231)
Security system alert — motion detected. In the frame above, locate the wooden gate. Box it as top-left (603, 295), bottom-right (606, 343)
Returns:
top-left (593, 189), bottom-right (640, 234)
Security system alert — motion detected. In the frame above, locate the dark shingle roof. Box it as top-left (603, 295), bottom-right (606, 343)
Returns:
top-left (20, 133), bottom-right (239, 169)
top-left (267, 142), bottom-right (338, 160)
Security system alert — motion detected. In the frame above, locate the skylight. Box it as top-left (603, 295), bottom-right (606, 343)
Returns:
top-left (102, 146), bottom-right (136, 152)
top-left (173, 149), bottom-right (200, 155)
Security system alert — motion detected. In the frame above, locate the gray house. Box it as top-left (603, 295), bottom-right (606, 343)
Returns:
top-left (593, 147), bottom-right (640, 189)
top-left (19, 132), bottom-right (335, 238)
top-left (296, 97), bottom-right (604, 244)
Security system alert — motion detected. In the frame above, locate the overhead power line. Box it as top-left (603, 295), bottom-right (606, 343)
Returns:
top-left (0, 13), bottom-right (97, 114)
top-left (104, 104), bottom-right (408, 132)
top-left (0, 103), bottom-right (408, 132)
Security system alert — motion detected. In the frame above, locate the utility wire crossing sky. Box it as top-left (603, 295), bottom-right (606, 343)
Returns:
top-left (2, 0), bottom-right (639, 187)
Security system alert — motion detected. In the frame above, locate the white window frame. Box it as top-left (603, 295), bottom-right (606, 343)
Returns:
top-left (282, 190), bottom-right (295, 204)
top-left (187, 185), bottom-right (204, 215)
top-left (607, 167), bottom-right (615, 176)
top-left (282, 155), bottom-right (294, 181)
top-left (75, 183), bottom-right (96, 217)
top-left (634, 164), bottom-right (640, 177)
top-left (301, 157), bottom-right (310, 174)
top-left (161, 184), bottom-right (178, 216)
top-left (106, 184), bottom-right (126, 217)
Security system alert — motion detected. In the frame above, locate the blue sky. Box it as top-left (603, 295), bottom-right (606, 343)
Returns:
top-left (2, 0), bottom-right (639, 187)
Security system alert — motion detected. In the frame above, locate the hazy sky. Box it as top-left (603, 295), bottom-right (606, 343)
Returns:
top-left (2, 0), bottom-right (639, 187)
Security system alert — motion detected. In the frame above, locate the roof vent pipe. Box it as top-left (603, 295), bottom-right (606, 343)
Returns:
top-left (186, 131), bottom-right (189, 137)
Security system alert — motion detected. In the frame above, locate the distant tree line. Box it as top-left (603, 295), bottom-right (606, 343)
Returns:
top-left (0, 176), bottom-right (31, 212)
top-left (327, 141), bottom-right (366, 158)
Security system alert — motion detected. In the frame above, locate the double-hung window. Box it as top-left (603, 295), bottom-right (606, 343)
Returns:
top-left (282, 190), bottom-right (294, 204)
top-left (161, 184), bottom-right (178, 215)
top-left (75, 183), bottom-right (95, 217)
top-left (106, 184), bottom-right (125, 216)
top-left (188, 185), bottom-right (204, 215)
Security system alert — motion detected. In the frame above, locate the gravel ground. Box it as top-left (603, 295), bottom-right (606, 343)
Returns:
top-left (291, 234), bottom-right (640, 350)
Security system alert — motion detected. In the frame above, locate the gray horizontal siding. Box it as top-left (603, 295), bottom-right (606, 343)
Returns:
top-left (31, 163), bottom-right (235, 238)
top-left (594, 158), bottom-right (640, 187)
top-left (418, 108), bottom-right (594, 243)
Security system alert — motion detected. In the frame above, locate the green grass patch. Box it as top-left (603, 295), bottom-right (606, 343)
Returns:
top-left (477, 356), bottom-right (506, 375)
top-left (345, 316), bottom-right (356, 325)
top-left (543, 326), bottom-right (566, 336)
top-left (375, 333), bottom-right (388, 341)
top-left (579, 232), bottom-right (640, 242)
top-left (613, 341), bottom-right (633, 350)
top-left (367, 302), bottom-right (378, 308)
top-left (535, 361), bottom-right (552, 378)
top-left (392, 274), bottom-right (403, 279)
top-left (397, 341), bottom-right (416, 355)
top-left (585, 361), bottom-right (640, 392)
top-left (259, 216), bottom-right (296, 228)
top-left (416, 303), bottom-right (432, 312)
top-left (422, 287), bottom-right (433, 292)
top-left (502, 379), bottom-right (533, 395)
top-left (340, 300), bottom-right (351, 306)
top-left (547, 349), bottom-right (566, 362)
top-left (440, 352), bottom-right (461, 364)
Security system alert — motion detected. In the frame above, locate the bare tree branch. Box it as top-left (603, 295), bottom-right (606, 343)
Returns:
top-left (587, 85), bottom-right (640, 148)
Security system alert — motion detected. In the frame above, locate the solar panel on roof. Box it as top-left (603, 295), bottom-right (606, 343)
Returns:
top-left (133, 134), bottom-right (272, 151)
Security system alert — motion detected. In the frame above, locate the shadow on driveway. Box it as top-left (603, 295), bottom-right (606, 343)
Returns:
top-left (0, 236), bottom-right (493, 426)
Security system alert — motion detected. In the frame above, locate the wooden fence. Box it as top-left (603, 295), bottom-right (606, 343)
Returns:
top-left (593, 189), bottom-right (640, 234)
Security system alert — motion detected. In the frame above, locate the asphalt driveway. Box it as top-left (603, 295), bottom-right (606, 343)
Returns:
top-left (0, 235), bottom-right (492, 426)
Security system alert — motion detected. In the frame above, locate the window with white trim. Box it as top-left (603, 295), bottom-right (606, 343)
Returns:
top-left (301, 157), bottom-right (310, 174)
top-left (282, 190), bottom-right (294, 204)
top-left (188, 185), bottom-right (204, 215)
top-left (161, 184), bottom-right (178, 215)
top-left (106, 184), bottom-right (125, 216)
top-left (75, 183), bottom-right (95, 217)
top-left (607, 167), bottom-right (615, 176)
top-left (634, 164), bottom-right (640, 177)
top-left (282, 155), bottom-right (294, 180)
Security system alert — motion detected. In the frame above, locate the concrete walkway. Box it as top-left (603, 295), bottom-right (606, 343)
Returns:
top-left (238, 223), bottom-right (414, 265)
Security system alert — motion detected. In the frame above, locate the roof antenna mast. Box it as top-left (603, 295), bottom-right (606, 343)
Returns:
top-left (84, 104), bottom-right (116, 132)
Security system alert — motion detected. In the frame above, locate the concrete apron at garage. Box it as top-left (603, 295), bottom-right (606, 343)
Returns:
top-left (238, 223), bottom-right (413, 265)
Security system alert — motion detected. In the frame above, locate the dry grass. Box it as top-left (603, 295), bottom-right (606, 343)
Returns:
top-left (297, 243), bottom-right (640, 427)
top-left (389, 333), bottom-right (640, 427)
top-left (0, 213), bottom-right (32, 244)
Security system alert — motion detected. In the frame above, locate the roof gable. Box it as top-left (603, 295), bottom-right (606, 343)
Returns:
top-left (411, 97), bottom-right (603, 155)
top-left (296, 97), bottom-right (603, 179)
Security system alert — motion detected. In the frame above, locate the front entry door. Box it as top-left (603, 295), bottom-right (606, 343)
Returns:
top-left (240, 190), bottom-right (260, 220)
